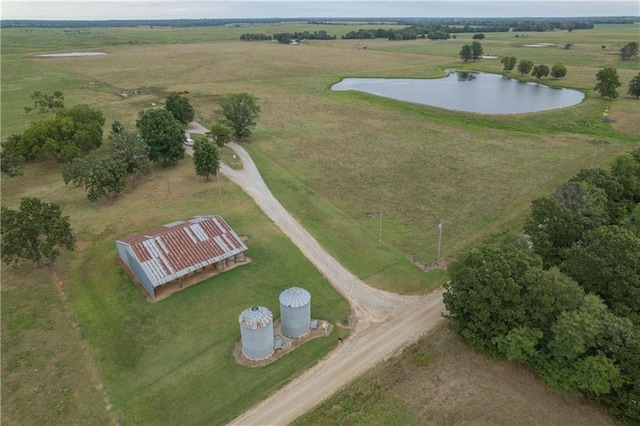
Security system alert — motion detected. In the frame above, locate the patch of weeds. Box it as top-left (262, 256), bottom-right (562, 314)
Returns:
top-left (413, 349), bottom-right (435, 367)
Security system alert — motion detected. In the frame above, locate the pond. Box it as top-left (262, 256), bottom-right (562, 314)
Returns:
top-left (35, 52), bottom-right (107, 57)
top-left (331, 72), bottom-right (584, 115)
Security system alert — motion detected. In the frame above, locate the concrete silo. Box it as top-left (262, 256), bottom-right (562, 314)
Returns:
top-left (239, 306), bottom-right (274, 361)
top-left (279, 287), bottom-right (311, 338)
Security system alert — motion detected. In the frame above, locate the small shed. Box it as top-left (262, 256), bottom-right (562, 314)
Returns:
top-left (116, 215), bottom-right (247, 299)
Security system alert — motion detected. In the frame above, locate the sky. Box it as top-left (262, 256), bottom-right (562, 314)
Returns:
top-left (1, 1), bottom-right (639, 20)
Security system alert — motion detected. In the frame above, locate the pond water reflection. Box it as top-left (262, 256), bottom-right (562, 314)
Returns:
top-left (331, 72), bottom-right (584, 114)
top-left (35, 52), bottom-right (107, 57)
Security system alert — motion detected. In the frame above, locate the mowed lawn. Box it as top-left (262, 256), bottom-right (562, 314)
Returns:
top-left (1, 23), bottom-right (639, 424)
top-left (1, 157), bottom-right (351, 425)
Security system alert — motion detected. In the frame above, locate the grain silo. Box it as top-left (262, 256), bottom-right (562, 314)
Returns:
top-left (239, 306), bottom-right (274, 361)
top-left (279, 287), bottom-right (311, 338)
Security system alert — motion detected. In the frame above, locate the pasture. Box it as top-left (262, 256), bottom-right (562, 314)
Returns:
top-left (1, 21), bottom-right (639, 424)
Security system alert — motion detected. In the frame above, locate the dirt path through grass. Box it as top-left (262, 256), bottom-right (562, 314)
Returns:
top-left (187, 123), bottom-right (446, 424)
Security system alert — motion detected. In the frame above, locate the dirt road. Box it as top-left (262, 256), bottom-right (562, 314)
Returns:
top-left (185, 124), bottom-right (446, 424)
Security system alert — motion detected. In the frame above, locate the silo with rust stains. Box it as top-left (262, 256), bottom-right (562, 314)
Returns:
top-left (279, 287), bottom-right (311, 339)
top-left (239, 306), bottom-right (274, 361)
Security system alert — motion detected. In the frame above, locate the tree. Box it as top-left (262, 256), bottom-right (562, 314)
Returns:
top-left (1, 138), bottom-right (22, 177)
top-left (517, 59), bottom-right (534, 75)
top-left (500, 56), bottom-right (517, 71)
top-left (550, 62), bottom-right (567, 79)
top-left (111, 120), bottom-right (124, 135)
top-left (524, 182), bottom-right (609, 267)
top-left (1, 197), bottom-right (75, 267)
top-left (443, 243), bottom-right (542, 354)
top-left (610, 149), bottom-right (640, 203)
top-left (532, 64), bottom-right (550, 79)
top-left (220, 93), bottom-right (261, 139)
top-left (16, 104), bottom-right (105, 163)
top-left (459, 44), bottom-right (472, 62)
top-left (136, 108), bottom-right (185, 166)
top-left (562, 226), bottom-right (640, 323)
top-left (207, 123), bottom-right (232, 147)
top-left (58, 104), bottom-right (105, 153)
top-left (165, 92), bottom-right (195, 125)
top-left (24, 90), bottom-right (64, 113)
top-left (192, 139), bottom-right (220, 181)
top-left (569, 168), bottom-right (625, 222)
top-left (109, 131), bottom-right (150, 178)
top-left (62, 156), bottom-right (128, 203)
top-left (470, 41), bottom-right (483, 60)
top-left (19, 115), bottom-right (76, 162)
top-left (619, 41), bottom-right (639, 61)
top-left (595, 66), bottom-right (621, 99)
top-left (627, 73), bottom-right (640, 99)
top-left (472, 33), bottom-right (485, 40)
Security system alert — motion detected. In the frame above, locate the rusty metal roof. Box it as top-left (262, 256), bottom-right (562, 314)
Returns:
top-left (239, 306), bottom-right (273, 330)
top-left (117, 215), bottom-right (247, 288)
top-left (279, 287), bottom-right (311, 308)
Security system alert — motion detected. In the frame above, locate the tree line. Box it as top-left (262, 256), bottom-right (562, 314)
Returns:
top-left (1, 90), bottom-right (261, 269)
top-left (3, 16), bottom-right (634, 29)
top-left (443, 149), bottom-right (640, 423)
top-left (2, 90), bottom-right (258, 192)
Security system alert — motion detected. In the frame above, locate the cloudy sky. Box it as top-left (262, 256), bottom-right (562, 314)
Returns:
top-left (1, 1), bottom-right (638, 20)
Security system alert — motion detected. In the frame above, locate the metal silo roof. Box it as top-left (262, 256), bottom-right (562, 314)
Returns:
top-left (239, 306), bottom-right (273, 330)
top-left (279, 287), bottom-right (311, 308)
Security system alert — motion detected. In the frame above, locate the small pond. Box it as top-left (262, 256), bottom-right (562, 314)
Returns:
top-left (331, 72), bottom-right (584, 115)
top-left (35, 52), bottom-right (107, 58)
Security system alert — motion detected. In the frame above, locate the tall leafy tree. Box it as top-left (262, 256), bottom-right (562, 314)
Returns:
top-left (627, 73), bottom-right (640, 99)
top-left (165, 92), bottom-right (195, 125)
top-left (532, 64), bottom-right (550, 79)
top-left (109, 131), bottom-right (150, 178)
top-left (569, 168), bottom-right (625, 222)
top-left (443, 243), bottom-right (542, 354)
top-left (610, 149), bottom-right (640, 203)
top-left (1, 198), bottom-right (75, 267)
top-left (207, 123), bottom-right (232, 147)
top-left (192, 139), bottom-right (220, 181)
top-left (470, 41), bottom-right (484, 60)
top-left (524, 182), bottom-right (609, 267)
top-left (220, 93), bottom-right (261, 139)
top-left (62, 156), bottom-right (128, 203)
top-left (15, 104), bottom-right (104, 163)
top-left (561, 226), bottom-right (640, 323)
top-left (517, 59), bottom-right (534, 75)
top-left (619, 41), bottom-right (639, 61)
top-left (136, 108), bottom-right (185, 166)
top-left (595, 66), bottom-right (622, 99)
top-left (500, 56), bottom-right (517, 71)
top-left (459, 44), bottom-right (472, 62)
top-left (1, 139), bottom-right (22, 177)
top-left (550, 62), bottom-right (567, 79)
top-left (545, 296), bottom-right (623, 396)
top-left (58, 104), bottom-right (105, 153)
top-left (24, 90), bottom-right (64, 113)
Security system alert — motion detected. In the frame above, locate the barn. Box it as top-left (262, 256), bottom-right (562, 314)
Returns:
top-left (116, 215), bottom-right (248, 299)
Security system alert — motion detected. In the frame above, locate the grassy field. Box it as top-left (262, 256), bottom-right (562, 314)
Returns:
top-left (1, 158), bottom-right (351, 425)
top-left (1, 22), bottom-right (639, 424)
top-left (294, 322), bottom-right (620, 426)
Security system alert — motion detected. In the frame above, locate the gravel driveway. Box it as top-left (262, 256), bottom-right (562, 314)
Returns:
top-left (186, 123), bottom-right (446, 424)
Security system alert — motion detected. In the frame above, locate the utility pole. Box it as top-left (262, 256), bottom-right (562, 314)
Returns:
top-left (378, 209), bottom-right (383, 248)
top-left (437, 219), bottom-right (449, 266)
